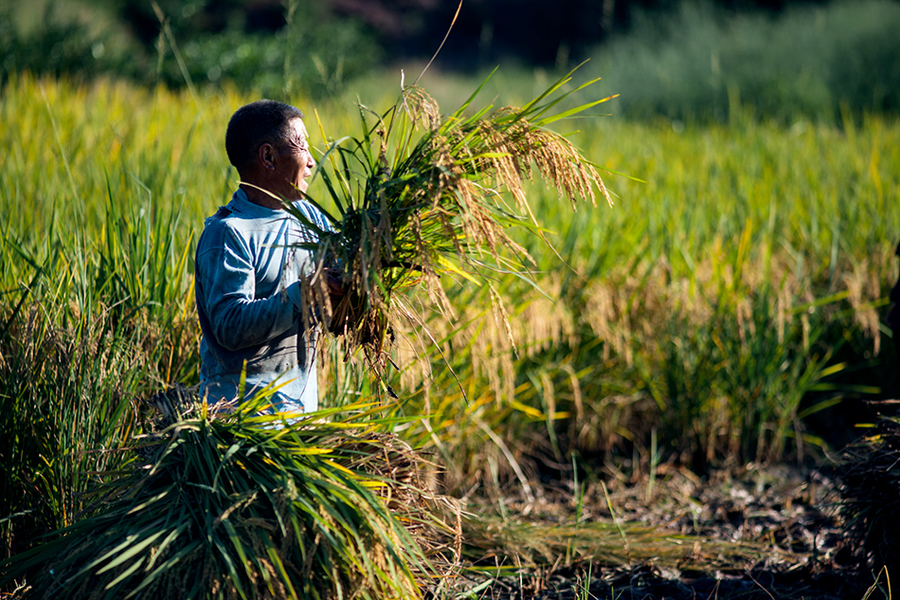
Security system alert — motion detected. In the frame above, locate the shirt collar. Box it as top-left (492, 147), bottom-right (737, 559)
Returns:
top-left (227, 187), bottom-right (287, 218)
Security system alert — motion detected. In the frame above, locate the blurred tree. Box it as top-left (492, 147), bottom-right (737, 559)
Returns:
top-left (0, 1), bottom-right (145, 84)
top-left (5, 0), bottom-right (897, 118)
top-left (329, 0), bottom-right (831, 68)
top-left (99, 0), bottom-right (273, 45)
top-left (79, 0), bottom-right (837, 70)
top-left (0, 0), bottom-right (381, 97)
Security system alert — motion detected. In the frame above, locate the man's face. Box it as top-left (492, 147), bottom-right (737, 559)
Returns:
top-left (273, 118), bottom-right (315, 200)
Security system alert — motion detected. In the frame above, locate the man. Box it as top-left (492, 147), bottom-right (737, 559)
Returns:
top-left (195, 99), bottom-right (338, 415)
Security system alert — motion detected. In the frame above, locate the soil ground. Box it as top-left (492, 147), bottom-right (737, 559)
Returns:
top-left (450, 464), bottom-right (884, 600)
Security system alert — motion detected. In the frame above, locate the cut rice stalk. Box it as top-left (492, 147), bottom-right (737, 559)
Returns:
top-left (291, 66), bottom-right (616, 371)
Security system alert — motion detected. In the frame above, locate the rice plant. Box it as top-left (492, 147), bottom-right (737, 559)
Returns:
top-left (0, 298), bottom-right (142, 555)
top-left (290, 66), bottom-right (615, 371)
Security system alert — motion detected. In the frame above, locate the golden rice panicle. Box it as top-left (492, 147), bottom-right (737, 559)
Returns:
top-left (477, 114), bottom-right (610, 211)
top-left (401, 85), bottom-right (442, 131)
top-left (529, 127), bottom-right (611, 208)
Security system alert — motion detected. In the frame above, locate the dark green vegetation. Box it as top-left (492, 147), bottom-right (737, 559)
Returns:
top-left (593, 0), bottom-right (900, 120)
top-left (3, 0), bottom-right (900, 120)
top-left (0, 0), bottom-right (378, 98)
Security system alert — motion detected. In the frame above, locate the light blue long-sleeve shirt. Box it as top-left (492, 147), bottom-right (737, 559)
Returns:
top-left (194, 188), bottom-right (332, 414)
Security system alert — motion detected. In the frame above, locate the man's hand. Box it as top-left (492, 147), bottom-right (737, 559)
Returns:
top-left (325, 269), bottom-right (347, 306)
top-left (324, 269), bottom-right (349, 335)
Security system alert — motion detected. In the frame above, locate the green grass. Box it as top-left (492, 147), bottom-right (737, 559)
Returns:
top-left (1, 71), bottom-right (898, 577)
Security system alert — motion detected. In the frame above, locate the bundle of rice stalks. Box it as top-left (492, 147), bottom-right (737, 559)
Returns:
top-left (834, 416), bottom-right (900, 574)
top-left (461, 517), bottom-right (778, 571)
top-left (293, 66), bottom-right (615, 369)
top-left (1, 396), bottom-right (460, 599)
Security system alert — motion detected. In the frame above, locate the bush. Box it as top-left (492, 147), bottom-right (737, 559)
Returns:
top-left (592, 0), bottom-right (900, 122)
top-left (161, 19), bottom-right (381, 99)
top-left (0, 1), bottom-right (380, 99)
top-left (0, 4), bottom-right (143, 85)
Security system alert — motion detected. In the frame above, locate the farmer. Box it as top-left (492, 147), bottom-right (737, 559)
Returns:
top-left (194, 99), bottom-right (341, 416)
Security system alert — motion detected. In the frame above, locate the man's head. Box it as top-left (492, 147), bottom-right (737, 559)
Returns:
top-left (226, 100), bottom-right (315, 206)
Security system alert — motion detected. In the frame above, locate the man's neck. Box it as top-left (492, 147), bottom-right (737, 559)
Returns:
top-left (239, 182), bottom-right (287, 211)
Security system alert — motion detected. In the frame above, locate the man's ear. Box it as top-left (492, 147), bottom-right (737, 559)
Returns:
top-left (258, 143), bottom-right (277, 171)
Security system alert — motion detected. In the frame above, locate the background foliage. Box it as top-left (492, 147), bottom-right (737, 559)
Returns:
top-left (3, 0), bottom-right (900, 120)
top-left (593, 0), bottom-right (900, 120)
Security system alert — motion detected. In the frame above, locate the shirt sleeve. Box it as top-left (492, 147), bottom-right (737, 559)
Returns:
top-left (195, 222), bottom-right (297, 352)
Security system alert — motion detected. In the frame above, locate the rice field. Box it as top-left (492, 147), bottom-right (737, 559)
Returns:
top-left (1, 72), bottom-right (899, 595)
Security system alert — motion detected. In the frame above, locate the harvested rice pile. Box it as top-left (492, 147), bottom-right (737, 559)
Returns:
top-left (2, 389), bottom-right (460, 600)
top-left (834, 416), bottom-right (900, 575)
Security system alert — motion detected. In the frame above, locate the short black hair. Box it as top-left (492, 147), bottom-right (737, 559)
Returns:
top-left (225, 100), bottom-right (304, 174)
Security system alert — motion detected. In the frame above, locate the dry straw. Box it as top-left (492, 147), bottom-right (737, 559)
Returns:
top-left (836, 417), bottom-right (900, 576)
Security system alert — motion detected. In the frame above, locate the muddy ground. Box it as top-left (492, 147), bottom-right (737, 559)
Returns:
top-left (449, 464), bottom-right (884, 600)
